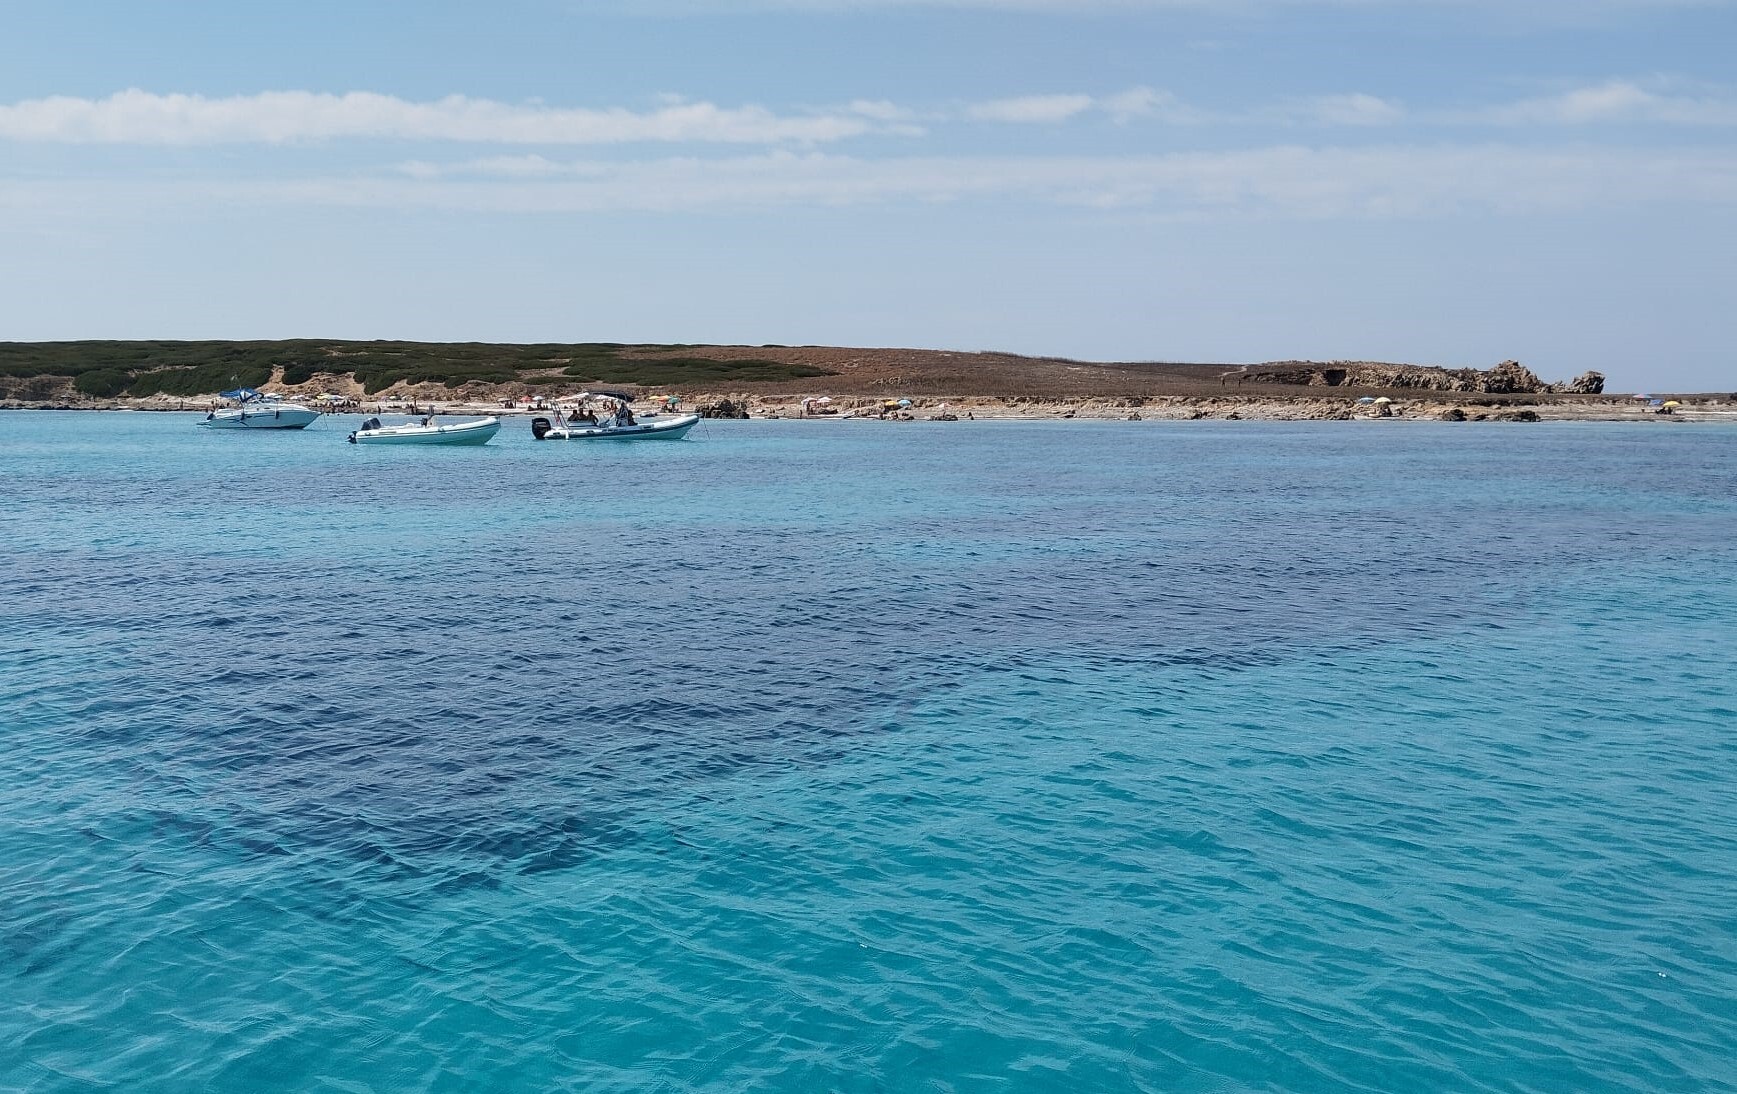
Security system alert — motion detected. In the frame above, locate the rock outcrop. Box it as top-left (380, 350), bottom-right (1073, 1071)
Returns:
top-left (1238, 358), bottom-right (1556, 394)
top-left (1481, 360), bottom-right (1544, 393)
top-left (1558, 370), bottom-right (1606, 395)
top-left (696, 398), bottom-right (750, 419)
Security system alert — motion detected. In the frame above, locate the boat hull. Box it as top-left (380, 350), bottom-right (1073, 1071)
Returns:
top-left (199, 406), bottom-right (320, 429)
top-left (350, 418), bottom-right (502, 446)
top-left (534, 414), bottom-right (700, 441)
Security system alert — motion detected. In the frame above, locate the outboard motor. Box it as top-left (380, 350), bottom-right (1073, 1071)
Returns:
top-left (347, 416), bottom-right (382, 444)
top-left (531, 416), bottom-right (553, 440)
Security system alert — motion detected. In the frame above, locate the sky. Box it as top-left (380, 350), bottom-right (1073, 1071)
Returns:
top-left (2, 0), bottom-right (1734, 391)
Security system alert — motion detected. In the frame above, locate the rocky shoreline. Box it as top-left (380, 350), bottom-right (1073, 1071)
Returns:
top-left (4, 391), bottom-right (1730, 423)
top-left (726, 393), bottom-right (1727, 423)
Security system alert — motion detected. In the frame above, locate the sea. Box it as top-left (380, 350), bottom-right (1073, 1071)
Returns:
top-left (2, 410), bottom-right (1734, 1093)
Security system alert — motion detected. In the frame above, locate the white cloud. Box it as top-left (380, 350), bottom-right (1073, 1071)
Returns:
top-left (958, 82), bottom-right (1737, 131)
top-left (958, 86), bottom-right (1409, 128)
top-left (340, 145), bottom-right (1737, 216)
top-left (1481, 81), bottom-right (1737, 125)
top-left (963, 86), bottom-right (1204, 124)
top-left (22, 144), bottom-right (1729, 220)
top-left (5, 86), bottom-right (1402, 147)
top-left (0, 89), bottom-right (890, 145)
top-left (7, 80), bottom-right (1735, 165)
top-left (965, 94), bottom-right (1097, 123)
top-left (845, 99), bottom-right (915, 122)
top-left (1099, 87), bottom-right (1189, 123)
top-left (400, 155), bottom-right (580, 180)
top-left (1289, 93), bottom-right (1404, 126)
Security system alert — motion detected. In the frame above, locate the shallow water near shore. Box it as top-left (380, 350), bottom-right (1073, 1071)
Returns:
top-left (3, 411), bottom-right (1735, 1092)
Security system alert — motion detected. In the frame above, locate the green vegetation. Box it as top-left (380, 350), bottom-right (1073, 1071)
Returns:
top-left (281, 361), bottom-right (321, 386)
top-left (350, 360), bottom-right (520, 394)
top-left (0, 340), bottom-right (834, 396)
top-left (73, 370), bottom-right (132, 398)
top-left (3, 340), bottom-right (312, 379)
top-left (128, 363), bottom-right (273, 397)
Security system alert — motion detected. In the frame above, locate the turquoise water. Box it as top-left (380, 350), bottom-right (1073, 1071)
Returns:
top-left (3, 411), bottom-right (1735, 1092)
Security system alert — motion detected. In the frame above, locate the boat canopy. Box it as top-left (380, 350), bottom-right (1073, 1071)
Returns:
top-left (220, 387), bottom-right (261, 401)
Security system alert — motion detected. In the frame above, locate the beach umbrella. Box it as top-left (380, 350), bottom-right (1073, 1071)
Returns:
top-left (1633, 393), bottom-right (1650, 400)
top-left (1373, 396), bottom-right (1393, 404)
top-left (1357, 396), bottom-right (1376, 404)
top-left (898, 398), bottom-right (913, 407)
top-left (1663, 400), bottom-right (1681, 407)
top-left (817, 396), bottom-right (832, 404)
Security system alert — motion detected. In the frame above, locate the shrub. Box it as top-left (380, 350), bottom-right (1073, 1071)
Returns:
top-left (129, 364), bottom-right (272, 397)
top-left (281, 361), bottom-right (321, 385)
top-left (74, 370), bottom-right (131, 397)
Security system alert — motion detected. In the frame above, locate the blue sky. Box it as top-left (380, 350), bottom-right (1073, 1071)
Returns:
top-left (3, 0), bottom-right (1734, 391)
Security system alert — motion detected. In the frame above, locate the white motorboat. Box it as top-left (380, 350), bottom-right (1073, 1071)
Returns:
top-left (198, 388), bottom-right (320, 430)
top-left (532, 391), bottom-right (700, 441)
top-left (533, 414), bottom-right (700, 441)
top-left (347, 415), bottom-right (502, 446)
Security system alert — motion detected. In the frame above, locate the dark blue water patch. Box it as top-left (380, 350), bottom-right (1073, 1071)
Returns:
top-left (7, 516), bottom-right (1733, 898)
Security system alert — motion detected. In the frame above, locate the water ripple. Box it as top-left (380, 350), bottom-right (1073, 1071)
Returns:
top-left (2, 415), bottom-right (1736, 1090)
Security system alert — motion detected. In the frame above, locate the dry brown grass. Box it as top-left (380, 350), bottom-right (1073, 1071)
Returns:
top-left (613, 345), bottom-right (1271, 397)
top-left (610, 345), bottom-right (1590, 402)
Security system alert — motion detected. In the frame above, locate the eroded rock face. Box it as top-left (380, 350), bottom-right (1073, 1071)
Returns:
top-left (1481, 360), bottom-right (1544, 394)
top-left (1561, 371), bottom-right (1606, 394)
top-left (0, 375), bottom-right (76, 402)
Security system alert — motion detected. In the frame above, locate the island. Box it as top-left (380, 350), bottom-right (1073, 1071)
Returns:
top-left (0, 340), bottom-right (1726, 421)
